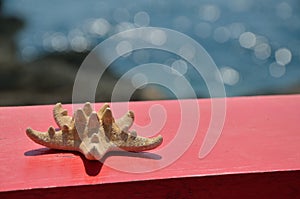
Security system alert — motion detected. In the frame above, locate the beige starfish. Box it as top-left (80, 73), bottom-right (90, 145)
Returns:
top-left (26, 102), bottom-right (163, 160)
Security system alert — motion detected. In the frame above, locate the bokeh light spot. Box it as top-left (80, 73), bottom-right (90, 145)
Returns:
top-left (213, 26), bottom-right (230, 43)
top-left (51, 32), bottom-right (68, 52)
top-left (134, 11), bottom-right (150, 27)
top-left (219, 66), bottom-right (240, 86)
top-left (228, 22), bottom-right (246, 39)
top-left (70, 36), bottom-right (89, 52)
top-left (116, 41), bottom-right (132, 56)
top-left (150, 29), bottom-right (167, 46)
top-left (276, 2), bottom-right (293, 20)
top-left (254, 43), bottom-right (271, 60)
top-left (171, 60), bottom-right (188, 76)
top-left (269, 62), bottom-right (286, 77)
top-left (131, 73), bottom-right (148, 89)
top-left (21, 46), bottom-right (38, 61)
top-left (199, 4), bottom-right (221, 22)
top-left (275, 48), bottom-right (292, 65)
top-left (88, 18), bottom-right (111, 36)
top-left (239, 32), bottom-right (256, 49)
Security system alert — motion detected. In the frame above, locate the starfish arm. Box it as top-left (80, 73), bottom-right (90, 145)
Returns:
top-left (115, 111), bottom-right (135, 131)
top-left (87, 112), bottom-right (100, 138)
top-left (82, 102), bottom-right (93, 116)
top-left (97, 103), bottom-right (110, 119)
top-left (113, 134), bottom-right (163, 152)
top-left (26, 127), bottom-right (78, 151)
top-left (53, 103), bottom-right (72, 129)
top-left (74, 109), bottom-right (87, 138)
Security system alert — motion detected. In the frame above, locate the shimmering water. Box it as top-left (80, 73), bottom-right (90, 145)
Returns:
top-left (3, 0), bottom-right (300, 97)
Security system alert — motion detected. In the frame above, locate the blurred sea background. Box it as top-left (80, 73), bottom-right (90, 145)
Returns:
top-left (1, 0), bottom-right (300, 106)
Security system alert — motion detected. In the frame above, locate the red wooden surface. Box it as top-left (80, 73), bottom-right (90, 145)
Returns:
top-left (0, 95), bottom-right (300, 198)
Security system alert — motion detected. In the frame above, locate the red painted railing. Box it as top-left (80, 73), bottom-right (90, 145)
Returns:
top-left (0, 95), bottom-right (300, 198)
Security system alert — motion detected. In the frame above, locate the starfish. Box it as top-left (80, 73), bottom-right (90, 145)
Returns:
top-left (26, 102), bottom-right (163, 160)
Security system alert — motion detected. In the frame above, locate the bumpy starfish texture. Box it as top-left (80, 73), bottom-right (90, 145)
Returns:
top-left (26, 103), bottom-right (163, 160)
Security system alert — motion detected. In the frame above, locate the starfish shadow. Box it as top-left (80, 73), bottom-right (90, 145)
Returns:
top-left (24, 148), bottom-right (161, 176)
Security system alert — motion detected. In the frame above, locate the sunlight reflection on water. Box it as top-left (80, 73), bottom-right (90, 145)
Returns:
top-left (3, 0), bottom-right (300, 97)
